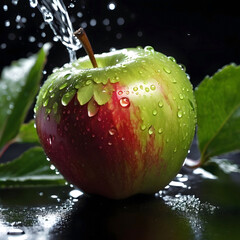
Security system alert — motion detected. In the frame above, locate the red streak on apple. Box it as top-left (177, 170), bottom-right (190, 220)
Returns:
top-left (36, 84), bottom-right (165, 199)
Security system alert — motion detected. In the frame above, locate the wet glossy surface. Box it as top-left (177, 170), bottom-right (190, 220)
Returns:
top-left (1, 155), bottom-right (240, 240)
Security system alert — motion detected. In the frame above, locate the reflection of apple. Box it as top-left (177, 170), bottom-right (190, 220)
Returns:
top-left (35, 42), bottom-right (196, 199)
top-left (55, 196), bottom-right (192, 240)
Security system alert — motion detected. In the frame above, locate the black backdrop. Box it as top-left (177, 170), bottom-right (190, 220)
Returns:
top-left (1, 0), bottom-right (240, 88)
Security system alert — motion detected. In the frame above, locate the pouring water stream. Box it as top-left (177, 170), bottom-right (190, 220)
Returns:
top-left (28, 0), bottom-right (81, 62)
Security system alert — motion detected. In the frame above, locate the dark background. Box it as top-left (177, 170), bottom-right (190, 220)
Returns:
top-left (1, 0), bottom-right (240, 88)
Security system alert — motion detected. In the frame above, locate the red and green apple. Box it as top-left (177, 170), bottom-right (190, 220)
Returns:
top-left (35, 36), bottom-right (196, 199)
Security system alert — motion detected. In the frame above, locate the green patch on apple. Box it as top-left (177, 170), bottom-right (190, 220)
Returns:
top-left (0, 29), bottom-right (240, 199)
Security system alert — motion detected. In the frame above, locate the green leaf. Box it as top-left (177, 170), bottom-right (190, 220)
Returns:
top-left (195, 64), bottom-right (240, 164)
top-left (93, 83), bottom-right (113, 105)
top-left (15, 120), bottom-right (40, 145)
top-left (0, 147), bottom-right (66, 188)
top-left (77, 84), bottom-right (93, 105)
top-left (203, 158), bottom-right (240, 176)
top-left (0, 44), bottom-right (50, 149)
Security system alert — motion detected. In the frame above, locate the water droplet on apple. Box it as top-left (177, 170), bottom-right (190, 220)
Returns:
top-left (88, 99), bottom-right (99, 117)
top-left (49, 86), bottom-right (54, 93)
top-left (163, 67), bottom-right (171, 74)
top-left (118, 90), bottom-right (123, 95)
top-left (59, 82), bottom-right (68, 90)
top-left (158, 128), bottom-right (163, 134)
top-left (61, 90), bottom-right (76, 106)
top-left (173, 147), bottom-right (177, 153)
top-left (75, 84), bottom-right (81, 89)
top-left (145, 87), bottom-right (150, 92)
top-left (144, 46), bottom-right (154, 53)
top-left (109, 128), bottom-right (117, 135)
top-left (86, 80), bottom-right (92, 85)
top-left (108, 142), bottom-right (113, 146)
top-left (119, 97), bottom-right (130, 108)
top-left (140, 124), bottom-right (146, 131)
top-left (133, 86), bottom-right (138, 91)
top-left (48, 135), bottom-right (55, 145)
top-left (148, 126), bottom-right (154, 135)
top-left (87, 74), bottom-right (92, 78)
top-left (53, 102), bottom-right (58, 114)
top-left (168, 56), bottom-right (176, 62)
top-left (152, 110), bottom-right (158, 116)
top-left (64, 73), bottom-right (71, 80)
top-left (158, 101), bottom-right (164, 108)
top-left (178, 64), bottom-right (186, 72)
top-left (177, 110), bottom-right (183, 118)
top-left (150, 85), bottom-right (156, 90)
top-left (179, 93), bottom-right (184, 100)
top-left (43, 99), bottom-right (49, 107)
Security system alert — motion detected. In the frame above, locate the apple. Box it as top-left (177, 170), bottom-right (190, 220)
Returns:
top-left (35, 31), bottom-right (196, 199)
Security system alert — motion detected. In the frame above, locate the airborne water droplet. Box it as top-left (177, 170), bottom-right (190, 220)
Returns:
top-left (119, 97), bottom-right (130, 108)
top-left (29, 0), bottom-right (38, 8)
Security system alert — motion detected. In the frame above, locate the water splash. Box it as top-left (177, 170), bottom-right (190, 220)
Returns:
top-left (29, 0), bottom-right (81, 62)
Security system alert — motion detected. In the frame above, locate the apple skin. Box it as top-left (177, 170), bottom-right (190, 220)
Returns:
top-left (35, 47), bottom-right (197, 199)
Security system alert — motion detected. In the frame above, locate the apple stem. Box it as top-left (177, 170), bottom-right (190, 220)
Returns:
top-left (74, 28), bottom-right (98, 68)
